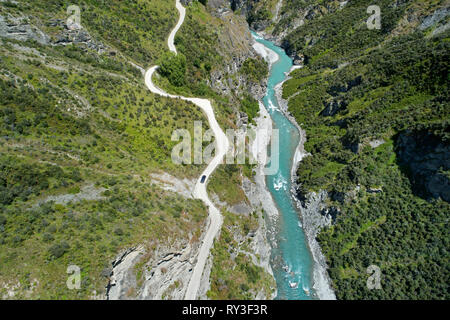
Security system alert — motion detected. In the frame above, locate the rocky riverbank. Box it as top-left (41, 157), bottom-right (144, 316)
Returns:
top-left (291, 190), bottom-right (336, 300)
top-left (244, 102), bottom-right (281, 299)
top-left (274, 67), bottom-right (336, 300)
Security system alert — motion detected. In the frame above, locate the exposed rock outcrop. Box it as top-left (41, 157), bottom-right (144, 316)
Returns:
top-left (48, 18), bottom-right (108, 53)
top-left (291, 189), bottom-right (336, 300)
top-left (0, 14), bottom-right (49, 45)
top-left (0, 14), bottom-right (108, 53)
top-left (137, 242), bottom-right (198, 300)
top-left (106, 237), bottom-right (207, 300)
top-left (106, 246), bottom-right (144, 300)
top-left (150, 172), bottom-right (196, 199)
top-left (396, 130), bottom-right (450, 202)
top-left (418, 6), bottom-right (450, 36)
top-left (209, 11), bottom-right (268, 101)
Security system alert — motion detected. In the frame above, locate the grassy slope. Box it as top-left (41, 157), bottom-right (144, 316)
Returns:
top-left (0, 0), bottom-right (211, 299)
top-left (0, 0), bottom-right (273, 299)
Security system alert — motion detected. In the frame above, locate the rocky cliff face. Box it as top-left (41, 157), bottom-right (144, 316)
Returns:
top-left (291, 189), bottom-right (336, 299)
top-left (207, 10), bottom-right (267, 100)
top-left (0, 14), bottom-right (49, 44)
top-left (396, 130), bottom-right (450, 202)
top-left (106, 239), bottom-right (205, 300)
top-left (0, 13), bottom-right (110, 53)
top-left (207, 0), bottom-right (251, 15)
top-left (207, 0), bottom-right (284, 31)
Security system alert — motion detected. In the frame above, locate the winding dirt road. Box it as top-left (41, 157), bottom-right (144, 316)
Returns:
top-left (144, 0), bottom-right (229, 300)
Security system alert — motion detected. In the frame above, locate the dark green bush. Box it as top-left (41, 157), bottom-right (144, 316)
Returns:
top-left (48, 241), bottom-right (70, 259)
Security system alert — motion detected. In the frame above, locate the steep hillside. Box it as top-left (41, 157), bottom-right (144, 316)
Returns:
top-left (0, 0), bottom-right (274, 299)
top-left (273, 0), bottom-right (449, 299)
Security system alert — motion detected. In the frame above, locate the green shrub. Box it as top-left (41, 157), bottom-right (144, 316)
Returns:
top-left (158, 51), bottom-right (187, 87)
top-left (241, 58), bottom-right (268, 83)
top-left (48, 241), bottom-right (70, 259)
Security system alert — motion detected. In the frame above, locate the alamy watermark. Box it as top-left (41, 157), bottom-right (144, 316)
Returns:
top-left (67, 5), bottom-right (81, 30)
top-left (366, 265), bottom-right (382, 290)
top-left (367, 5), bottom-right (381, 30)
top-left (67, 264), bottom-right (81, 290)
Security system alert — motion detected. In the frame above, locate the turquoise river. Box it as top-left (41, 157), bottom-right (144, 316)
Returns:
top-left (252, 32), bottom-right (314, 300)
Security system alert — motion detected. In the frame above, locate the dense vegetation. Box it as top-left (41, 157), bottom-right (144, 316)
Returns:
top-left (240, 94), bottom-right (260, 124)
top-left (280, 0), bottom-right (449, 299)
top-left (157, 1), bottom-right (270, 128)
top-left (158, 51), bottom-right (187, 87)
top-left (241, 57), bottom-right (269, 83)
